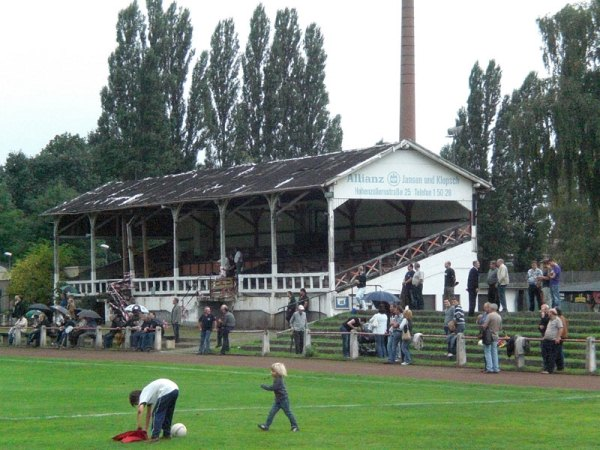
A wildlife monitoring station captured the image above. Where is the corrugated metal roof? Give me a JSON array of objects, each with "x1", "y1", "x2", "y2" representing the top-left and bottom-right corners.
[{"x1": 43, "y1": 140, "x2": 492, "y2": 216}]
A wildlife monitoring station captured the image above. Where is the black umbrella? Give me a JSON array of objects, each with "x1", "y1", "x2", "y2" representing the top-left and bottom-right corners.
[
  {"x1": 364, "y1": 291, "x2": 399, "y2": 306},
  {"x1": 27, "y1": 303, "x2": 52, "y2": 313},
  {"x1": 77, "y1": 309, "x2": 101, "y2": 320}
]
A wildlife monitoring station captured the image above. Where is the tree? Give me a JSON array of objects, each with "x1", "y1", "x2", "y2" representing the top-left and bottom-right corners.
[
  {"x1": 537, "y1": 2, "x2": 600, "y2": 267},
  {"x1": 8, "y1": 242, "x2": 78, "y2": 302},
  {"x1": 184, "y1": 51, "x2": 211, "y2": 166},
  {"x1": 263, "y1": 8, "x2": 304, "y2": 161},
  {"x1": 203, "y1": 19, "x2": 241, "y2": 168},
  {"x1": 94, "y1": 0, "x2": 197, "y2": 180},
  {"x1": 0, "y1": 182, "x2": 31, "y2": 259},
  {"x1": 236, "y1": 4, "x2": 271, "y2": 163},
  {"x1": 3, "y1": 134, "x2": 94, "y2": 214},
  {"x1": 441, "y1": 60, "x2": 502, "y2": 180},
  {"x1": 300, "y1": 23, "x2": 342, "y2": 155}
]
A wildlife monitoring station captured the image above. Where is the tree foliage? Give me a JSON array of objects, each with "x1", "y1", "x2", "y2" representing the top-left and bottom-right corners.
[
  {"x1": 8, "y1": 242, "x2": 78, "y2": 302},
  {"x1": 203, "y1": 19, "x2": 241, "y2": 167},
  {"x1": 94, "y1": 0, "x2": 196, "y2": 180},
  {"x1": 443, "y1": 2, "x2": 600, "y2": 270}
]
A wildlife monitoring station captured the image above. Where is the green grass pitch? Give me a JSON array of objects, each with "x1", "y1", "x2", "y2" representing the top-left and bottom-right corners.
[{"x1": 1, "y1": 356, "x2": 598, "y2": 449}]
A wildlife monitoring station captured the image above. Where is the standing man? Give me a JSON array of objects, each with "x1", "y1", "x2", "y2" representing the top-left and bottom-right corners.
[
  {"x1": 385, "y1": 304, "x2": 403, "y2": 364},
  {"x1": 443, "y1": 261, "x2": 456, "y2": 301},
  {"x1": 402, "y1": 263, "x2": 415, "y2": 309},
  {"x1": 411, "y1": 263, "x2": 424, "y2": 310},
  {"x1": 234, "y1": 247, "x2": 244, "y2": 275},
  {"x1": 289, "y1": 305, "x2": 307, "y2": 354},
  {"x1": 219, "y1": 305, "x2": 236, "y2": 355},
  {"x1": 129, "y1": 378, "x2": 179, "y2": 443},
  {"x1": 486, "y1": 261, "x2": 498, "y2": 308},
  {"x1": 448, "y1": 297, "x2": 466, "y2": 357},
  {"x1": 527, "y1": 261, "x2": 544, "y2": 311},
  {"x1": 298, "y1": 288, "x2": 309, "y2": 312},
  {"x1": 355, "y1": 266, "x2": 367, "y2": 310},
  {"x1": 467, "y1": 260, "x2": 480, "y2": 317},
  {"x1": 541, "y1": 308, "x2": 563, "y2": 374},
  {"x1": 197, "y1": 306, "x2": 217, "y2": 355},
  {"x1": 171, "y1": 297, "x2": 182, "y2": 344},
  {"x1": 538, "y1": 260, "x2": 551, "y2": 306},
  {"x1": 340, "y1": 316, "x2": 364, "y2": 358},
  {"x1": 496, "y1": 258, "x2": 509, "y2": 312},
  {"x1": 481, "y1": 303, "x2": 502, "y2": 373},
  {"x1": 548, "y1": 258, "x2": 562, "y2": 308}
]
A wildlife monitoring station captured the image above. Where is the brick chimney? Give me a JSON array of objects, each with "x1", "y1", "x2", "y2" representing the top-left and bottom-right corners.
[{"x1": 400, "y1": 0, "x2": 415, "y2": 141}]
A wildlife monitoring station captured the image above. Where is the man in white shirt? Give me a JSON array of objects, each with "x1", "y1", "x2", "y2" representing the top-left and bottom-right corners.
[
  {"x1": 411, "y1": 263, "x2": 424, "y2": 310},
  {"x1": 234, "y1": 248, "x2": 244, "y2": 275},
  {"x1": 289, "y1": 305, "x2": 307, "y2": 354},
  {"x1": 496, "y1": 258, "x2": 510, "y2": 312},
  {"x1": 129, "y1": 378, "x2": 180, "y2": 442}
]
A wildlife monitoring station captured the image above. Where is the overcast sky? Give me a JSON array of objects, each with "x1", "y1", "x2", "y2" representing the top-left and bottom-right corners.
[{"x1": 0, "y1": 0, "x2": 572, "y2": 166}]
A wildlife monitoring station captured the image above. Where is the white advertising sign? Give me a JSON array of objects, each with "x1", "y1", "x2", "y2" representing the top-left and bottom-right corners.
[{"x1": 334, "y1": 150, "x2": 473, "y2": 202}]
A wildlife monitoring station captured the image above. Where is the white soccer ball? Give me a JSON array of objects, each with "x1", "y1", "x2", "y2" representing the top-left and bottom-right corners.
[{"x1": 171, "y1": 423, "x2": 187, "y2": 437}]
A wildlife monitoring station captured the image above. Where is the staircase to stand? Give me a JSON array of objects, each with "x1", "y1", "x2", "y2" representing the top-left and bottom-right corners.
[{"x1": 335, "y1": 222, "x2": 472, "y2": 292}]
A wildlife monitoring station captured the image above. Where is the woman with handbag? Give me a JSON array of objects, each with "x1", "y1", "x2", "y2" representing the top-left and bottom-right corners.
[{"x1": 399, "y1": 309, "x2": 413, "y2": 365}]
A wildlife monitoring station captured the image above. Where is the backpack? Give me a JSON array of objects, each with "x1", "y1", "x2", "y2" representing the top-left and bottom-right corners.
[{"x1": 559, "y1": 316, "x2": 569, "y2": 339}]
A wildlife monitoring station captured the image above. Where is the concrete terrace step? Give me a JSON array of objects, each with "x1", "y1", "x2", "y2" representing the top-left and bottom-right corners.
[{"x1": 236, "y1": 311, "x2": 599, "y2": 372}]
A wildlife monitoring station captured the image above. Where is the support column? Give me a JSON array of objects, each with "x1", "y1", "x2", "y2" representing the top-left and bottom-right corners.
[
  {"x1": 53, "y1": 219, "x2": 61, "y2": 297},
  {"x1": 89, "y1": 214, "x2": 97, "y2": 295},
  {"x1": 216, "y1": 200, "x2": 229, "y2": 267},
  {"x1": 142, "y1": 219, "x2": 149, "y2": 278},
  {"x1": 171, "y1": 206, "x2": 182, "y2": 280},
  {"x1": 127, "y1": 215, "x2": 137, "y2": 278},
  {"x1": 326, "y1": 191, "x2": 335, "y2": 292},
  {"x1": 267, "y1": 195, "x2": 279, "y2": 290},
  {"x1": 471, "y1": 192, "x2": 478, "y2": 253}
]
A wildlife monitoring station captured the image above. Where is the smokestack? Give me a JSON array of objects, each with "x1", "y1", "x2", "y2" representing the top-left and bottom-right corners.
[{"x1": 400, "y1": 0, "x2": 415, "y2": 141}]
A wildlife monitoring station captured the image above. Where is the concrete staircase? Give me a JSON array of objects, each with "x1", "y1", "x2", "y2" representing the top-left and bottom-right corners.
[{"x1": 237, "y1": 310, "x2": 599, "y2": 373}]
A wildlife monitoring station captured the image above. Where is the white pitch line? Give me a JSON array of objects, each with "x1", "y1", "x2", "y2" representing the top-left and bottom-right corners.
[
  {"x1": 0, "y1": 357, "x2": 555, "y2": 396},
  {"x1": 1, "y1": 395, "x2": 599, "y2": 422}
]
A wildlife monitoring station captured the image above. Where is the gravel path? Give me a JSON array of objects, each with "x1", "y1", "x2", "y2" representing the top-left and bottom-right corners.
[{"x1": 3, "y1": 346, "x2": 599, "y2": 390}]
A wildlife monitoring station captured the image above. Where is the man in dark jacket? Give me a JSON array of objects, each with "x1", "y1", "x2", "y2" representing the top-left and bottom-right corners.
[{"x1": 467, "y1": 260, "x2": 480, "y2": 317}]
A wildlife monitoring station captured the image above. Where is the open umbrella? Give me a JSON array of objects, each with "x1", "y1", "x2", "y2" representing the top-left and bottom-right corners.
[
  {"x1": 124, "y1": 304, "x2": 149, "y2": 314},
  {"x1": 25, "y1": 309, "x2": 42, "y2": 318},
  {"x1": 364, "y1": 291, "x2": 399, "y2": 306},
  {"x1": 51, "y1": 305, "x2": 70, "y2": 316},
  {"x1": 27, "y1": 303, "x2": 52, "y2": 313},
  {"x1": 61, "y1": 284, "x2": 79, "y2": 294},
  {"x1": 77, "y1": 309, "x2": 101, "y2": 320}
]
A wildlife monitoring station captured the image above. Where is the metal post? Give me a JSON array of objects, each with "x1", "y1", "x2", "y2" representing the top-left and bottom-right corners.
[
  {"x1": 154, "y1": 326, "x2": 162, "y2": 351},
  {"x1": 40, "y1": 326, "x2": 47, "y2": 347},
  {"x1": 303, "y1": 328, "x2": 311, "y2": 355},
  {"x1": 95, "y1": 326, "x2": 102, "y2": 350},
  {"x1": 514, "y1": 335, "x2": 526, "y2": 370},
  {"x1": 350, "y1": 330, "x2": 359, "y2": 359},
  {"x1": 124, "y1": 327, "x2": 131, "y2": 350},
  {"x1": 262, "y1": 330, "x2": 270, "y2": 356},
  {"x1": 456, "y1": 333, "x2": 467, "y2": 366},
  {"x1": 586, "y1": 336, "x2": 596, "y2": 373}
]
